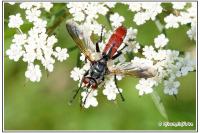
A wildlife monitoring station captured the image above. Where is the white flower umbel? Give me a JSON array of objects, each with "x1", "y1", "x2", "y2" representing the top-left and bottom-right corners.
[
  {"x1": 8, "y1": 13, "x2": 23, "y2": 28},
  {"x1": 103, "y1": 77, "x2": 122, "y2": 100},
  {"x1": 154, "y1": 34, "x2": 169, "y2": 48},
  {"x1": 81, "y1": 89, "x2": 98, "y2": 108},
  {"x1": 6, "y1": 2, "x2": 69, "y2": 82}
]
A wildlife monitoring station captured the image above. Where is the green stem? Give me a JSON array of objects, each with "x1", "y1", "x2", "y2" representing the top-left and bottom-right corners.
[{"x1": 47, "y1": 10, "x2": 70, "y2": 35}]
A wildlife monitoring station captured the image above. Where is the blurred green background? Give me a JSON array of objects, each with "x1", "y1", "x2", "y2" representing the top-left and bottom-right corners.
[{"x1": 4, "y1": 3, "x2": 196, "y2": 130}]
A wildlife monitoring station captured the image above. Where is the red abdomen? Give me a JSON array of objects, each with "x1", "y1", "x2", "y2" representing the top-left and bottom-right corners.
[{"x1": 103, "y1": 26, "x2": 127, "y2": 58}]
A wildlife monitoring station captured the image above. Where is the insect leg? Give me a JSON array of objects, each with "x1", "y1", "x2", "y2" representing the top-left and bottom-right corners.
[
  {"x1": 83, "y1": 88, "x2": 93, "y2": 106},
  {"x1": 69, "y1": 70, "x2": 89, "y2": 105},
  {"x1": 95, "y1": 26, "x2": 104, "y2": 52},
  {"x1": 69, "y1": 80, "x2": 83, "y2": 105},
  {"x1": 111, "y1": 44, "x2": 128, "y2": 60},
  {"x1": 114, "y1": 75, "x2": 125, "y2": 101}
]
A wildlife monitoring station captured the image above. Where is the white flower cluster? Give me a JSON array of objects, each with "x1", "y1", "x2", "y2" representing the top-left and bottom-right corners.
[
  {"x1": 67, "y1": 2, "x2": 117, "y2": 36},
  {"x1": 124, "y1": 2, "x2": 162, "y2": 25},
  {"x1": 135, "y1": 34, "x2": 195, "y2": 96},
  {"x1": 164, "y1": 2, "x2": 197, "y2": 40},
  {"x1": 6, "y1": 2, "x2": 69, "y2": 82}
]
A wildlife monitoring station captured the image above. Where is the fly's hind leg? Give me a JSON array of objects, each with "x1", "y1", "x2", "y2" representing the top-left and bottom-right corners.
[
  {"x1": 111, "y1": 44, "x2": 128, "y2": 60},
  {"x1": 114, "y1": 75, "x2": 125, "y2": 102}
]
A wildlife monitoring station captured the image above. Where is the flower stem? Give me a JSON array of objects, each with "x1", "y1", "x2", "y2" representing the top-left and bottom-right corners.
[{"x1": 17, "y1": 27, "x2": 23, "y2": 34}]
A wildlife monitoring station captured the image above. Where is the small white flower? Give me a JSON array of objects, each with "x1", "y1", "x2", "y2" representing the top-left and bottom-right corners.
[
  {"x1": 134, "y1": 12, "x2": 149, "y2": 25},
  {"x1": 54, "y1": 47, "x2": 69, "y2": 62},
  {"x1": 81, "y1": 89, "x2": 98, "y2": 108},
  {"x1": 142, "y1": 46, "x2": 156, "y2": 60},
  {"x1": 20, "y1": 2, "x2": 34, "y2": 9},
  {"x1": 172, "y1": 2, "x2": 186, "y2": 10},
  {"x1": 41, "y1": 57, "x2": 55, "y2": 72},
  {"x1": 8, "y1": 13, "x2": 23, "y2": 28},
  {"x1": 103, "y1": 78, "x2": 122, "y2": 100},
  {"x1": 47, "y1": 35, "x2": 58, "y2": 47},
  {"x1": 126, "y1": 2, "x2": 141, "y2": 12},
  {"x1": 25, "y1": 63, "x2": 42, "y2": 82},
  {"x1": 164, "y1": 14, "x2": 179, "y2": 29},
  {"x1": 12, "y1": 34, "x2": 27, "y2": 46},
  {"x1": 154, "y1": 34, "x2": 169, "y2": 48},
  {"x1": 22, "y1": 51, "x2": 36, "y2": 63},
  {"x1": 70, "y1": 67, "x2": 85, "y2": 81},
  {"x1": 25, "y1": 8, "x2": 41, "y2": 22},
  {"x1": 110, "y1": 13, "x2": 125, "y2": 28},
  {"x1": 136, "y1": 78, "x2": 156, "y2": 95},
  {"x1": 6, "y1": 44, "x2": 24, "y2": 61},
  {"x1": 41, "y1": 2, "x2": 53, "y2": 12},
  {"x1": 164, "y1": 79, "x2": 180, "y2": 95}
]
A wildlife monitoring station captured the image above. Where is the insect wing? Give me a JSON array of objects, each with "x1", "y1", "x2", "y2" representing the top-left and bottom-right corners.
[
  {"x1": 107, "y1": 61, "x2": 156, "y2": 78},
  {"x1": 66, "y1": 20, "x2": 95, "y2": 61}
]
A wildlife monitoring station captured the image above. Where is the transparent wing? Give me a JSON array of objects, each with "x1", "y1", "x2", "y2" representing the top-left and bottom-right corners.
[
  {"x1": 107, "y1": 61, "x2": 156, "y2": 78},
  {"x1": 66, "y1": 19, "x2": 96, "y2": 62}
]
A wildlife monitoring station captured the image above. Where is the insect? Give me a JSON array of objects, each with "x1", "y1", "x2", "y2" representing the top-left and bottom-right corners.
[{"x1": 66, "y1": 20, "x2": 156, "y2": 106}]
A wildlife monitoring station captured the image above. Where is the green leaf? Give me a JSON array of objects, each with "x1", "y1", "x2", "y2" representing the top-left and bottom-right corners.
[{"x1": 151, "y1": 91, "x2": 168, "y2": 120}]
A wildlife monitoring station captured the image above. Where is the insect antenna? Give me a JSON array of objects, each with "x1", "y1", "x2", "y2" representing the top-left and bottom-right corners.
[{"x1": 114, "y1": 75, "x2": 125, "y2": 101}]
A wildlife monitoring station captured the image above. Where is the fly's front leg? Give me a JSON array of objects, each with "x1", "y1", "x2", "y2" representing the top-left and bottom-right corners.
[
  {"x1": 95, "y1": 26, "x2": 104, "y2": 52},
  {"x1": 114, "y1": 75, "x2": 125, "y2": 101},
  {"x1": 69, "y1": 70, "x2": 89, "y2": 105}
]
